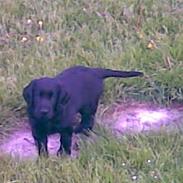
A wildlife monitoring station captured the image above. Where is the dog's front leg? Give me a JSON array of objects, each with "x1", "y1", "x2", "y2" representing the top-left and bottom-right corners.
[
  {"x1": 32, "y1": 129, "x2": 48, "y2": 157},
  {"x1": 37, "y1": 136, "x2": 48, "y2": 157},
  {"x1": 57, "y1": 127, "x2": 73, "y2": 156}
]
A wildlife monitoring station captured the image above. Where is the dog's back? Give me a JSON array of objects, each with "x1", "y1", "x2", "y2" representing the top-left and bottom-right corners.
[
  {"x1": 56, "y1": 66, "x2": 104, "y2": 108},
  {"x1": 56, "y1": 65, "x2": 143, "y2": 109},
  {"x1": 57, "y1": 65, "x2": 143, "y2": 80}
]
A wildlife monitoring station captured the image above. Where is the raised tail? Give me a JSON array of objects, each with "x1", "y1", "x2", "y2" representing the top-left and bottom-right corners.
[{"x1": 93, "y1": 68, "x2": 144, "y2": 79}]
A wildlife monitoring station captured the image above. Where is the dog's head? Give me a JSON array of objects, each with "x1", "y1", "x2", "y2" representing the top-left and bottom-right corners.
[{"x1": 23, "y1": 77, "x2": 69, "y2": 121}]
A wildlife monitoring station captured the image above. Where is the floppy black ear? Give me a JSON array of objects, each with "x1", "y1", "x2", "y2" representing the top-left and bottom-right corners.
[
  {"x1": 23, "y1": 80, "x2": 35, "y2": 107},
  {"x1": 59, "y1": 88, "x2": 70, "y2": 105},
  {"x1": 55, "y1": 86, "x2": 70, "y2": 112}
]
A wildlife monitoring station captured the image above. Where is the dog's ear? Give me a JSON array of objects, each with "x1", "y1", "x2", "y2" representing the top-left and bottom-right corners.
[
  {"x1": 59, "y1": 88, "x2": 70, "y2": 105},
  {"x1": 23, "y1": 80, "x2": 36, "y2": 107},
  {"x1": 55, "y1": 85, "x2": 70, "y2": 112}
]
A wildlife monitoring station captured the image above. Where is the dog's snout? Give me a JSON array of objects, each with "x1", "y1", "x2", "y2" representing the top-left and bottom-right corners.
[{"x1": 40, "y1": 108, "x2": 49, "y2": 115}]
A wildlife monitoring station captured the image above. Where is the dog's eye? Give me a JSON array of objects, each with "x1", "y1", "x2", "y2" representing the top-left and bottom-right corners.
[
  {"x1": 39, "y1": 91, "x2": 44, "y2": 97},
  {"x1": 48, "y1": 92, "x2": 53, "y2": 98},
  {"x1": 39, "y1": 91, "x2": 53, "y2": 98}
]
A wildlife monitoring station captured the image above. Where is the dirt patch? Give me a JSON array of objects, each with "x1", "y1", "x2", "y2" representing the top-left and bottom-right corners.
[
  {"x1": 0, "y1": 101, "x2": 183, "y2": 160},
  {"x1": 0, "y1": 124, "x2": 80, "y2": 160},
  {"x1": 99, "y1": 101, "x2": 183, "y2": 134}
]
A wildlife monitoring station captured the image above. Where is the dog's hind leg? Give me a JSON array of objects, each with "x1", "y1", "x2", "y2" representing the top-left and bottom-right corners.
[{"x1": 75, "y1": 103, "x2": 98, "y2": 135}]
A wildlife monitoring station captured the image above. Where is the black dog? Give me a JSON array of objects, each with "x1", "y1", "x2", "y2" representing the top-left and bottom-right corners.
[{"x1": 23, "y1": 65, "x2": 143, "y2": 156}]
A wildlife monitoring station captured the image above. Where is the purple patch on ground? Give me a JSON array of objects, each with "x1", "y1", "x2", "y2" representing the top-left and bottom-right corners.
[
  {"x1": 99, "y1": 102, "x2": 183, "y2": 134},
  {"x1": 0, "y1": 128, "x2": 79, "y2": 160},
  {"x1": 0, "y1": 101, "x2": 183, "y2": 159}
]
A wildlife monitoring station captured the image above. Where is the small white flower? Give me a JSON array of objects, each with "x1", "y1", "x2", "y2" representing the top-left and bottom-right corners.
[
  {"x1": 132, "y1": 175, "x2": 137, "y2": 180},
  {"x1": 21, "y1": 36, "x2": 28, "y2": 42},
  {"x1": 83, "y1": 8, "x2": 87, "y2": 12},
  {"x1": 154, "y1": 175, "x2": 158, "y2": 179},
  {"x1": 38, "y1": 20, "x2": 43, "y2": 28},
  {"x1": 122, "y1": 162, "x2": 126, "y2": 166},
  {"x1": 27, "y1": 18, "x2": 32, "y2": 24}
]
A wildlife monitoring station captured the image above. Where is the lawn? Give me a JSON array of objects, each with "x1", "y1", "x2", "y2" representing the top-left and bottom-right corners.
[{"x1": 0, "y1": 0, "x2": 183, "y2": 182}]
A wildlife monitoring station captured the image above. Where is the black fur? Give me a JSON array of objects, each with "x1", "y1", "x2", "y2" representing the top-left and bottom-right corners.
[{"x1": 23, "y1": 66, "x2": 143, "y2": 156}]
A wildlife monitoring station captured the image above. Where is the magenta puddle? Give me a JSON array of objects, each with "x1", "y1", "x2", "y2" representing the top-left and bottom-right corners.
[{"x1": 0, "y1": 101, "x2": 183, "y2": 160}]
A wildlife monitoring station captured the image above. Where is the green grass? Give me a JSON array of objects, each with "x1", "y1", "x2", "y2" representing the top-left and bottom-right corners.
[
  {"x1": 0, "y1": 0, "x2": 183, "y2": 182},
  {"x1": 0, "y1": 0, "x2": 182, "y2": 107}
]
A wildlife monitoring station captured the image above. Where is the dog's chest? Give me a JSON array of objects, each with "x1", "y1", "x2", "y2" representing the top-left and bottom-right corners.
[{"x1": 47, "y1": 121, "x2": 61, "y2": 134}]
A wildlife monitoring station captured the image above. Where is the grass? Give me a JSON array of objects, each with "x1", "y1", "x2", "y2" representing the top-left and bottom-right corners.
[
  {"x1": 1, "y1": 127, "x2": 183, "y2": 183},
  {"x1": 0, "y1": 0, "x2": 183, "y2": 182}
]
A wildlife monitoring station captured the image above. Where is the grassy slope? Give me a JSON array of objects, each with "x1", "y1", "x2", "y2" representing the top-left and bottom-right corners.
[{"x1": 0, "y1": 0, "x2": 183, "y2": 182}]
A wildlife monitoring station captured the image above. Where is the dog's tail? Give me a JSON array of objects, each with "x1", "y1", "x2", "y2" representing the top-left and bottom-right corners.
[{"x1": 93, "y1": 68, "x2": 144, "y2": 79}]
